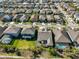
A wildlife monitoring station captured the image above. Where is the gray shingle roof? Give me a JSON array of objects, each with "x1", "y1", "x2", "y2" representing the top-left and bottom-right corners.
[
  {"x1": 67, "y1": 29, "x2": 79, "y2": 44},
  {"x1": 53, "y1": 29, "x2": 71, "y2": 43},
  {"x1": 37, "y1": 31, "x2": 53, "y2": 46},
  {"x1": 67, "y1": 29, "x2": 79, "y2": 41},
  {"x1": 3, "y1": 26, "x2": 21, "y2": 37},
  {"x1": 21, "y1": 28, "x2": 35, "y2": 35}
]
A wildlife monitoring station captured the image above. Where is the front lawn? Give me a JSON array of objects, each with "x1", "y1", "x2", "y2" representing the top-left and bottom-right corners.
[{"x1": 12, "y1": 39, "x2": 36, "y2": 49}]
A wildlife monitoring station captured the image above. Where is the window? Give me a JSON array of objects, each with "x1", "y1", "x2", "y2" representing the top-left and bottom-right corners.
[{"x1": 43, "y1": 40, "x2": 47, "y2": 44}]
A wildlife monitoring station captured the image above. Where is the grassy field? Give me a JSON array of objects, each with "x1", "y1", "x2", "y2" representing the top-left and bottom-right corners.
[{"x1": 12, "y1": 39, "x2": 36, "y2": 49}]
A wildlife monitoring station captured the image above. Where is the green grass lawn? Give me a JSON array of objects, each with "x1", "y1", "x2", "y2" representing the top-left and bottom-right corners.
[{"x1": 12, "y1": 39, "x2": 36, "y2": 49}]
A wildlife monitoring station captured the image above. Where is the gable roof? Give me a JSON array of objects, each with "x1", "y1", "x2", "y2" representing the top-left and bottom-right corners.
[
  {"x1": 67, "y1": 29, "x2": 79, "y2": 41},
  {"x1": 37, "y1": 31, "x2": 53, "y2": 46},
  {"x1": 3, "y1": 26, "x2": 21, "y2": 37},
  {"x1": 67, "y1": 29, "x2": 79, "y2": 44},
  {"x1": 21, "y1": 28, "x2": 35, "y2": 35},
  {"x1": 53, "y1": 29, "x2": 71, "y2": 43}
]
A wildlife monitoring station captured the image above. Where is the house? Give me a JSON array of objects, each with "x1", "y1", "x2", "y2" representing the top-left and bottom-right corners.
[
  {"x1": 53, "y1": 29, "x2": 72, "y2": 49},
  {"x1": 2, "y1": 14, "x2": 13, "y2": 22},
  {"x1": 43, "y1": 4, "x2": 50, "y2": 9},
  {"x1": 62, "y1": 3, "x2": 69, "y2": 10},
  {"x1": 33, "y1": 9, "x2": 40, "y2": 13},
  {"x1": 53, "y1": 9, "x2": 60, "y2": 15},
  {"x1": 5, "y1": 9, "x2": 12, "y2": 14},
  {"x1": 25, "y1": 9, "x2": 32, "y2": 14},
  {"x1": 13, "y1": 14, "x2": 23, "y2": 22},
  {"x1": 67, "y1": 7, "x2": 75, "y2": 15},
  {"x1": 19, "y1": 14, "x2": 28, "y2": 22},
  {"x1": 74, "y1": 12, "x2": 79, "y2": 23},
  {"x1": 0, "y1": 26, "x2": 7, "y2": 38},
  {"x1": 34, "y1": 4, "x2": 40, "y2": 9},
  {"x1": 40, "y1": 4, "x2": 45, "y2": 9},
  {"x1": 1, "y1": 35, "x2": 12, "y2": 44},
  {"x1": 30, "y1": 14, "x2": 39, "y2": 22},
  {"x1": 37, "y1": 28, "x2": 53, "y2": 47},
  {"x1": 21, "y1": 28, "x2": 35, "y2": 39},
  {"x1": 18, "y1": 8, "x2": 25, "y2": 13},
  {"x1": 13, "y1": 14, "x2": 29, "y2": 22},
  {"x1": 40, "y1": 10, "x2": 46, "y2": 15},
  {"x1": 41, "y1": 0, "x2": 49, "y2": 3},
  {"x1": 67, "y1": 29, "x2": 79, "y2": 46},
  {"x1": 3, "y1": 26, "x2": 21, "y2": 37},
  {"x1": 46, "y1": 9, "x2": 53, "y2": 15},
  {"x1": 39, "y1": 15, "x2": 46, "y2": 22},
  {"x1": 54, "y1": 15, "x2": 63, "y2": 24},
  {"x1": 46, "y1": 15, "x2": 54, "y2": 22}
]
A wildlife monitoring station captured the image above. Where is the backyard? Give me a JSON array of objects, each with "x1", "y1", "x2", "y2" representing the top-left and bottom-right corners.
[{"x1": 12, "y1": 39, "x2": 36, "y2": 49}]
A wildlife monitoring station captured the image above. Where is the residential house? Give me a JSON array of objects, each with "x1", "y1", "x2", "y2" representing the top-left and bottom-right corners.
[
  {"x1": 46, "y1": 15, "x2": 54, "y2": 22},
  {"x1": 30, "y1": 14, "x2": 39, "y2": 22},
  {"x1": 1, "y1": 35, "x2": 12, "y2": 44},
  {"x1": 53, "y1": 29, "x2": 72, "y2": 49},
  {"x1": 61, "y1": 3, "x2": 69, "y2": 10},
  {"x1": 21, "y1": 28, "x2": 35, "y2": 39},
  {"x1": 13, "y1": 14, "x2": 23, "y2": 22},
  {"x1": 54, "y1": 15, "x2": 63, "y2": 24},
  {"x1": 53, "y1": 9, "x2": 60, "y2": 15},
  {"x1": 39, "y1": 15, "x2": 46, "y2": 22},
  {"x1": 40, "y1": 9, "x2": 46, "y2": 15},
  {"x1": 40, "y1": 4, "x2": 45, "y2": 9},
  {"x1": 13, "y1": 14, "x2": 29, "y2": 22},
  {"x1": 19, "y1": 14, "x2": 29, "y2": 22},
  {"x1": 67, "y1": 29, "x2": 79, "y2": 46},
  {"x1": 33, "y1": 9, "x2": 40, "y2": 13},
  {"x1": 2, "y1": 14, "x2": 13, "y2": 22},
  {"x1": 34, "y1": 4, "x2": 40, "y2": 9},
  {"x1": 3, "y1": 26, "x2": 21, "y2": 37},
  {"x1": 37, "y1": 28, "x2": 53, "y2": 47},
  {"x1": 25, "y1": 9, "x2": 32, "y2": 14},
  {"x1": 43, "y1": 4, "x2": 50, "y2": 9},
  {"x1": 67, "y1": 7, "x2": 76, "y2": 15},
  {"x1": 46, "y1": 9, "x2": 53, "y2": 15}
]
